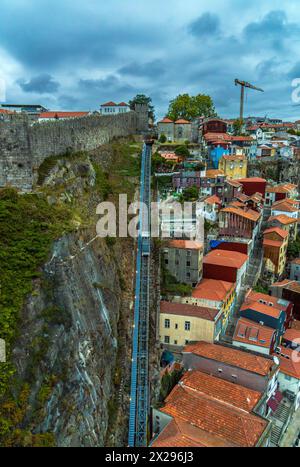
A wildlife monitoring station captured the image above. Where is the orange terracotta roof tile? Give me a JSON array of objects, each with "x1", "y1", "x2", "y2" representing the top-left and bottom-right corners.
[
  {"x1": 283, "y1": 328, "x2": 300, "y2": 343},
  {"x1": 151, "y1": 418, "x2": 234, "y2": 447},
  {"x1": 205, "y1": 169, "x2": 225, "y2": 178},
  {"x1": 268, "y1": 214, "x2": 298, "y2": 225},
  {"x1": 204, "y1": 249, "x2": 248, "y2": 269},
  {"x1": 245, "y1": 290, "x2": 290, "y2": 310},
  {"x1": 167, "y1": 240, "x2": 203, "y2": 250},
  {"x1": 238, "y1": 177, "x2": 266, "y2": 183},
  {"x1": 180, "y1": 370, "x2": 262, "y2": 412},
  {"x1": 101, "y1": 101, "x2": 116, "y2": 106},
  {"x1": 263, "y1": 227, "x2": 289, "y2": 239},
  {"x1": 278, "y1": 348, "x2": 300, "y2": 379},
  {"x1": 221, "y1": 206, "x2": 261, "y2": 222},
  {"x1": 266, "y1": 184, "x2": 297, "y2": 194},
  {"x1": 204, "y1": 194, "x2": 221, "y2": 205},
  {"x1": 39, "y1": 111, "x2": 89, "y2": 118},
  {"x1": 233, "y1": 318, "x2": 275, "y2": 349},
  {"x1": 192, "y1": 279, "x2": 235, "y2": 302},
  {"x1": 241, "y1": 300, "x2": 282, "y2": 319},
  {"x1": 161, "y1": 380, "x2": 267, "y2": 447},
  {"x1": 160, "y1": 301, "x2": 219, "y2": 321},
  {"x1": 159, "y1": 117, "x2": 174, "y2": 123},
  {"x1": 183, "y1": 341, "x2": 274, "y2": 376},
  {"x1": 291, "y1": 258, "x2": 300, "y2": 265},
  {"x1": 175, "y1": 118, "x2": 191, "y2": 124},
  {"x1": 292, "y1": 320, "x2": 300, "y2": 331}
]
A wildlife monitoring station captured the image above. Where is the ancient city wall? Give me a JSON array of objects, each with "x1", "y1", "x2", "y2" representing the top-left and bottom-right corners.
[{"x1": 0, "y1": 109, "x2": 144, "y2": 190}]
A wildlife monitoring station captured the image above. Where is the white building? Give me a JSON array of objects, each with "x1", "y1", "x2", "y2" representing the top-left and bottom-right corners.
[
  {"x1": 100, "y1": 101, "x2": 130, "y2": 114},
  {"x1": 277, "y1": 348, "x2": 300, "y2": 410}
]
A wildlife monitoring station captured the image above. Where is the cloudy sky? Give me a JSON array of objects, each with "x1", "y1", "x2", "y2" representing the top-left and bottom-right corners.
[{"x1": 1, "y1": 0, "x2": 300, "y2": 120}]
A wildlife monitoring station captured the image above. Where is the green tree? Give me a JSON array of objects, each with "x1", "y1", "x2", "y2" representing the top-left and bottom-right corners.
[
  {"x1": 175, "y1": 145, "x2": 190, "y2": 158},
  {"x1": 233, "y1": 119, "x2": 244, "y2": 135},
  {"x1": 180, "y1": 186, "x2": 199, "y2": 202},
  {"x1": 159, "y1": 133, "x2": 167, "y2": 143},
  {"x1": 129, "y1": 94, "x2": 155, "y2": 120},
  {"x1": 167, "y1": 93, "x2": 217, "y2": 121}
]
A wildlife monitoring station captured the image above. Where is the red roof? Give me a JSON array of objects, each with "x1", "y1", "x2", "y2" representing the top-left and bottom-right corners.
[
  {"x1": 39, "y1": 111, "x2": 89, "y2": 119},
  {"x1": 263, "y1": 227, "x2": 289, "y2": 239},
  {"x1": 268, "y1": 214, "x2": 298, "y2": 225},
  {"x1": 203, "y1": 249, "x2": 248, "y2": 269},
  {"x1": 278, "y1": 348, "x2": 300, "y2": 379},
  {"x1": 167, "y1": 240, "x2": 203, "y2": 250},
  {"x1": 192, "y1": 279, "x2": 235, "y2": 302},
  {"x1": 159, "y1": 117, "x2": 174, "y2": 123},
  {"x1": 245, "y1": 290, "x2": 290, "y2": 311},
  {"x1": 160, "y1": 301, "x2": 219, "y2": 321},
  {"x1": 183, "y1": 341, "x2": 275, "y2": 376},
  {"x1": 221, "y1": 206, "x2": 261, "y2": 222},
  {"x1": 238, "y1": 177, "x2": 266, "y2": 183},
  {"x1": 160, "y1": 371, "x2": 267, "y2": 447},
  {"x1": 233, "y1": 318, "x2": 275, "y2": 349},
  {"x1": 204, "y1": 195, "x2": 222, "y2": 205},
  {"x1": 101, "y1": 101, "x2": 116, "y2": 106},
  {"x1": 283, "y1": 328, "x2": 300, "y2": 343},
  {"x1": 118, "y1": 102, "x2": 128, "y2": 106},
  {"x1": 241, "y1": 300, "x2": 282, "y2": 319},
  {"x1": 0, "y1": 109, "x2": 14, "y2": 114},
  {"x1": 175, "y1": 119, "x2": 191, "y2": 124}
]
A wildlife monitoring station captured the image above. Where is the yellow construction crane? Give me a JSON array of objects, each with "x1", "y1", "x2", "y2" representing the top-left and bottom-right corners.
[{"x1": 235, "y1": 79, "x2": 264, "y2": 121}]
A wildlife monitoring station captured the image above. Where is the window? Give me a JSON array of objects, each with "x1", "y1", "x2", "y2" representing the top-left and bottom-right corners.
[
  {"x1": 164, "y1": 336, "x2": 170, "y2": 344},
  {"x1": 218, "y1": 368, "x2": 223, "y2": 373},
  {"x1": 185, "y1": 321, "x2": 191, "y2": 331},
  {"x1": 285, "y1": 374, "x2": 292, "y2": 381},
  {"x1": 175, "y1": 324, "x2": 178, "y2": 329},
  {"x1": 187, "y1": 261, "x2": 191, "y2": 267},
  {"x1": 164, "y1": 319, "x2": 170, "y2": 329},
  {"x1": 185, "y1": 339, "x2": 189, "y2": 345},
  {"x1": 174, "y1": 340, "x2": 178, "y2": 345},
  {"x1": 164, "y1": 259, "x2": 168, "y2": 265}
]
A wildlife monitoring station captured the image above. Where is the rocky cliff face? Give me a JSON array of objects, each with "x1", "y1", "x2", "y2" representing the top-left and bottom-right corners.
[
  {"x1": 0, "y1": 140, "x2": 141, "y2": 447},
  {"x1": 12, "y1": 231, "x2": 134, "y2": 446}
]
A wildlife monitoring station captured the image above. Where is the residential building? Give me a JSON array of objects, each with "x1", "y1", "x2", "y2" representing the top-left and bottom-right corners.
[
  {"x1": 38, "y1": 111, "x2": 90, "y2": 121},
  {"x1": 182, "y1": 341, "x2": 279, "y2": 396},
  {"x1": 263, "y1": 227, "x2": 289, "y2": 277},
  {"x1": 270, "y1": 280, "x2": 300, "y2": 321},
  {"x1": 177, "y1": 278, "x2": 236, "y2": 331},
  {"x1": 172, "y1": 170, "x2": 201, "y2": 190},
  {"x1": 277, "y1": 347, "x2": 300, "y2": 409},
  {"x1": 256, "y1": 144, "x2": 276, "y2": 158},
  {"x1": 157, "y1": 117, "x2": 174, "y2": 142},
  {"x1": 239, "y1": 291, "x2": 290, "y2": 340},
  {"x1": 290, "y1": 258, "x2": 300, "y2": 282},
  {"x1": 222, "y1": 179, "x2": 243, "y2": 204},
  {"x1": 233, "y1": 317, "x2": 277, "y2": 356},
  {"x1": 100, "y1": 101, "x2": 129, "y2": 114},
  {"x1": 199, "y1": 195, "x2": 221, "y2": 222},
  {"x1": 243, "y1": 290, "x2": 294, "y2": 329},
  {"x1": 174, "y1": 119, "x2": 192, "y2": 142},
  {"x1": 282, "y1": 328, "x2": 300, "y2": 349},
  {"x1": 199, "y1": 169, "x2": 226, "y2": 197},
  {"x1": 271, "y1": 198, "x2": 299, "y2": 220},
  {"x1": 203, "y1": 249, "x2": 248, "y2": 294},
  {"x1": 162, "y1": 240, "x2": 203, "y2": 286},
  {"x1": 0, "y1": 104, "x2": 48, "y2": 114},
  {"x1": 267, "y1": 214, "x2": 298, "y2": 242},
  {"x1": 237, "y1": 177, "x2": 267, "y2": 197},
  {"x1": 265, "y1": 183, "x2": 298, "y2": 207},
  {"x1": 218, "y1": 154, "x2": 247, "y2": 180},
  {"x1": 219, "y1": 205, "x2": 262, "y2": 240},
  {"x1": 159, "y1": 301, "x2": 223, "y2": 347},
  {"x1": 202, "y1": 118, "x2": 228, "y2": 135},
  {"x1": 151, "y1": 370, "x2": 271, "y2": 447}
]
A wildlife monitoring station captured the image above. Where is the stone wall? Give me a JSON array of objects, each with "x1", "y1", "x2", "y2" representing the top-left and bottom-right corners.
[{"x1": 0, "y1": 108, "x2": 146, "y2": 191}]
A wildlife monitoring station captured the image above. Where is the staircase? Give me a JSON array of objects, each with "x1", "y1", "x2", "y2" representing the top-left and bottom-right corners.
[{"x1": 270, "y1": 398, "x2": 293, "y2": 446}]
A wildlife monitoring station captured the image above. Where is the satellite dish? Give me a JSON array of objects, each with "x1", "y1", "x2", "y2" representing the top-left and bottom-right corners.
[{"x1": 273, "y1": 356, "x2": 280, "y2": 365}]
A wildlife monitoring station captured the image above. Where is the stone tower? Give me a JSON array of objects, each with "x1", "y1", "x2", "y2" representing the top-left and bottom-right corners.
[{"x1": 134, "y1": 103, "x2": 149, "y2": 134}]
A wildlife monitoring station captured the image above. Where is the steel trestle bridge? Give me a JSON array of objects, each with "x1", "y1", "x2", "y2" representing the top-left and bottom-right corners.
[{"x1": 128, "y1": 142, "x2": 152, "y2": 447}]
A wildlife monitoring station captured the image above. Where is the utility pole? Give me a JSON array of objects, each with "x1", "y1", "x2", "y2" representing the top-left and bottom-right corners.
[{"x1": 235, "y1": 79, "x2": 264, "y2": 122}]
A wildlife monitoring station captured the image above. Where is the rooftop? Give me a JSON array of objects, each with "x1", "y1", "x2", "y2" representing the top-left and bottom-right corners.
[
  {"x1": 160, "y1": 301, "x2": 219, "y2": 321},
  {"x1": 245, "y1": 290, "x2": 290, "y2": 311},
  {"x1": 160, "y1": 371, "x2": 267, "y2": 447},
  {"x1": 39, "y1": 111, "x2": 89, "y2": 118},
  {"x1": 266, "y1": 183, "x2": 297, "y2": 194},
  {"x1": 192, "y1": 278, "x2": 235, "y2": 302},
  {"x1": 221, "y1": 206, "x2": 261, "y2": 222},
  {"x1": 205, "y1": 169, "x2": 225, "y2": 178},
  {"x1": 204, "y1": 194, "x2": 222, "y2": 205},
  {"x1": 268, "y1": 214, "x2": 298, "y2": 225},
  {"x1": 183, "y1": 341, "x2": 275, "y2": 376},
  {"x1": 237, "y1": 177, "x2": 267, "y2": 183},
  {"x1": 263, "y1": 227, "x2": 289, "y2": 239},
  {"x1": 278, "y1": 348, "x2": 300, "y2": 379},
  {"x1": 175, "y1": 118, "x2": 191, "y2": 124},
  {"x1": 159, "y1": 117, "x2": 174, "y2": 123},
  {"x1": 292, "y1": 320, "x2": 300, "y2": 331},
  {"x1": 283, "y1": 328, "x2": 300, "y2": 343},
  {"x1": 167, "y1": 240, "x2": 203, "y2": 250},
  {"x1": 203, "y1": 249, "x2": 248, "y2": 269},
  {"x1": 233, "y1": 318, "x2": 275, "y2": 349},
  {"x1": 241, "y1": 300, "x2": 282, "y2": 319}
]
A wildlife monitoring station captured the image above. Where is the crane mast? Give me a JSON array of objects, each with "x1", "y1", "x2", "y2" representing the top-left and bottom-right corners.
[{"x1": 235, "y1": 79, "x2": 264, "y2": 122}]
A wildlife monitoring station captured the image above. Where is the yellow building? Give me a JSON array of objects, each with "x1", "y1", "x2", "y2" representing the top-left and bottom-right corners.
[
  {"x1": 160, "y1": 301, "x2": 223, "y2": 347},
  {"x1": 268, "y1": 214, "x2": 298, "y2": 242},
  {"x1": 173, "y1": 278, "x2": 236, "y2": 334},
  {"x1": 218, "y1": 154, "x2": 247, "y2": 180},
  {"x1": 263, "y1": 227, "x2": 289, "y2": 276}
]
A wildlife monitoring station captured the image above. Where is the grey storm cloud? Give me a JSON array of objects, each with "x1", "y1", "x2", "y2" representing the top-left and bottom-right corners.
[
  {"x1": 1, "y1": 1, "x2": 300, "y2": 120},
  {"x1": 188, "y1": 13, "x2": 221, "y2": 38},
  {"x1": 18, "y1": 74, "x2": 60, "y2": 93},
  {"x1": 118, "y1": 60, "x2": 166, "y2": 78}
]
